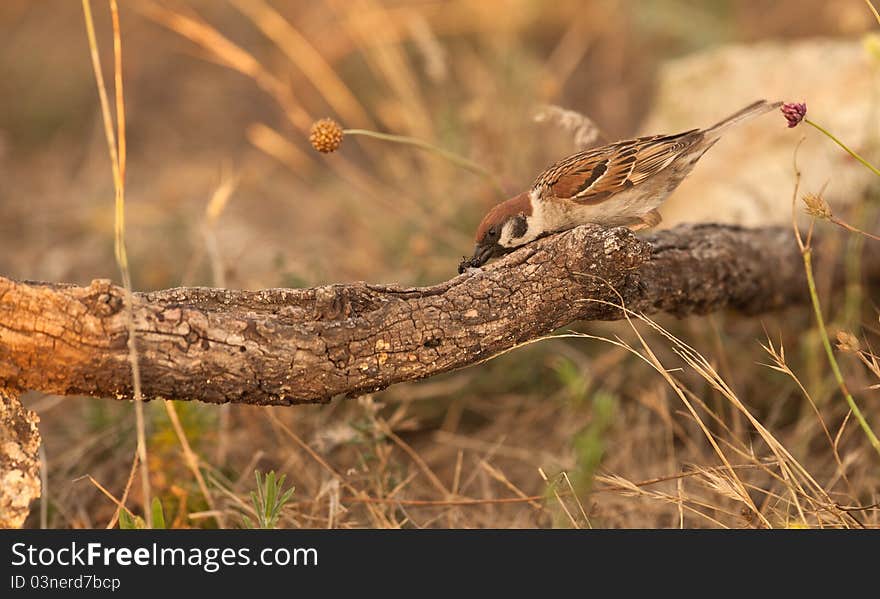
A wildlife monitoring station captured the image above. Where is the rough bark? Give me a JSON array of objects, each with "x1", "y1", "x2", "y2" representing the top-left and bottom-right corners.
[
  {"x1": 0, "y1": 223, "x2": 812, "y2": 405},
  {"x1": 0, "y1": 388, "x2": 41, "y2": 529}
]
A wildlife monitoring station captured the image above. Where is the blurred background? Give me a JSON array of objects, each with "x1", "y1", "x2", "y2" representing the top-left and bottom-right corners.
[{"x1": 3, "y1": 0, "x2": 879, "y2": 528}]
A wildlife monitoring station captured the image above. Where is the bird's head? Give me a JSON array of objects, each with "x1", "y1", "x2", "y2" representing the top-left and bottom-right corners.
[{"x1": 459, "y1": 192, "x2": 532, "y2": 272}]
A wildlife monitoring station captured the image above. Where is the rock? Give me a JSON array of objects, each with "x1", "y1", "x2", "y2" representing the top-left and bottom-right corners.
[{"x1": 642, "y1": 38, "x2": 877, "y2": 227}]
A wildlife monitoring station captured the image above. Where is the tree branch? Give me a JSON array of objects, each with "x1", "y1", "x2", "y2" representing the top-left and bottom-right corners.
[
  {"x1": 0, "y1": 224, "x2": 817, "y2": 405},
  {"x1": 0, "y1": 387, "x2": 41, "y2": 528}
]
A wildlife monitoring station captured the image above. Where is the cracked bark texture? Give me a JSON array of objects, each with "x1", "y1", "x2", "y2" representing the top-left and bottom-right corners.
[
  {"x1": 0, "y1": 223, "x2": 810, "y2": 405},
  {"x1": 0, "y1": 388, "x2": 41, "y2": 528}
]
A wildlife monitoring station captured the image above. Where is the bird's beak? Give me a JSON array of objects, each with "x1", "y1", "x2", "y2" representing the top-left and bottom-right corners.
[{"x1": 472, "y1": 243, "x2": 496, "y2": 267}]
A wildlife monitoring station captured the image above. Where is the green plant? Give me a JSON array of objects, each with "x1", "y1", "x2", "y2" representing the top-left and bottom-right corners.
[
  {"x1": 243, "y1": 470, "x2": 296, "y2": 529},
  {"x1": 790, "y1": 142, "x2": 880, "y2": 459},
  {"x1": 118, "y1": 498, "x2": 167, "y2": 529},
  {"x1": 570, "y1": 391, "x2": 617, "y2": 495}
]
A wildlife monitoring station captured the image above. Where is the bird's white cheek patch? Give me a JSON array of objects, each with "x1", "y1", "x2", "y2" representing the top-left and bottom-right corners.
[
  {"x1": 521, "y1": 202, "x2": 547, "y2": 244},
  {"x1": 498, "y1": 223, "x2": 516, "y2": 248},
  {"x1": 500, "y1": 190, "x2": 545, "y2": 248}
]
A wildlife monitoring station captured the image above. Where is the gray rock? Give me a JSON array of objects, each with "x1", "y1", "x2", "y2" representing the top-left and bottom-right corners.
[{"x1": 642, "y1": 38, "x2": 877, "y2": 227}]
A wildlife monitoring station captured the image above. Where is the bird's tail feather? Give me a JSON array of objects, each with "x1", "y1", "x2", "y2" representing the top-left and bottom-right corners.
[{"x1": 704, "y1": 99, "x2": 782, "y2": 137}]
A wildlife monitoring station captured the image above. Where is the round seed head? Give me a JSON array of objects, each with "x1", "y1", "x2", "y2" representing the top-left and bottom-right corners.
[
  {"x1": 835, "y1": 330, "x2": 861, "y2": 353},
  {"x1": 802, "y1": 192, "x2": 832, "y2": 220},
  {"x1": 309, "y1": 118, "x2": 343, "y2": 153}
]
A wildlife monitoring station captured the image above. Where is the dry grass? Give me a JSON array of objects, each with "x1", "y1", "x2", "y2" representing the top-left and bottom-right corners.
[
  {"x1": 1, "y1": 0, "x2": 878, "y2": 529},
  {"x1": 81, "y1": 0, "x2": 152, "y2": 527}
]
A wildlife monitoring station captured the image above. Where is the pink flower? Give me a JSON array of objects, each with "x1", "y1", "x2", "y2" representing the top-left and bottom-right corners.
[{"x1": 781, "y1": 102, "x2": 807, "y2": 128}]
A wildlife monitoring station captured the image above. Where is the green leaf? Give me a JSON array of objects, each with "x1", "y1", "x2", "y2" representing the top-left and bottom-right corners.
[
  {"x1": 243, "y1": 470, "x2": 296, "y2": 529},
  {"x1": 118, "y1": 509, "x2": 144, "y2": 530},
  {"x1": 151, "y1": 497, "x2": 167, "y2": 530}
]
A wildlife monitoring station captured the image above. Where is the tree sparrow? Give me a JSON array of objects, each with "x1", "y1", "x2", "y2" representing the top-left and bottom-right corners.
[{"x1": 459, "y1": 99, "x2": 782, "y2": 273}]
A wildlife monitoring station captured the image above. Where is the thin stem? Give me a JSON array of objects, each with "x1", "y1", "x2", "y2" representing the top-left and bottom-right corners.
[
  {"x1": 865, "y1": 0, "x2": 880, "y2": 26},
  {"x1": 83, "y1": 0, "x2": 152, "y2": 526},
  {"x1": 805, "y1": 118, "x2": 880, "y2": 178},
  {"x1": 802, "y1": 247, "x2": 880, "y2": 457},
  {"x1": 163, "y1": 400, "x2": 225, "y2": 527},
  {"x1": 108, "y1": 1, "x2": 151, "y2": 529},
  {"x1": 343, "y1": 128, "x2": 506, "y2": 197},
  {"x1": 829, "y1": 216, "x2": 880, "y2": 242},
  {"x1": 790, "y1": 137, "x2": 880, "y2": 458}
]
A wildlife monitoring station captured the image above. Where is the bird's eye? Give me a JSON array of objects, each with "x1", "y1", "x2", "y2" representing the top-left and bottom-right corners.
[{"x1": 488, "y1": 227, "x2": 497, "y2": 237}]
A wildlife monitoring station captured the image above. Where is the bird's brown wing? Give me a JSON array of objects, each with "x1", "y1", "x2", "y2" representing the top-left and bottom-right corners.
[{"x1": 539, "y1": 130, "x2": 703, "y2": 204}]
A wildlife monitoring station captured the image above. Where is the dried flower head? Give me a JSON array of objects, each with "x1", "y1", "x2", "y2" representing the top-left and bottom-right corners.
[
  {"x1": 534, "y1": 104, "x2": 601, "y2": 149},
  {"x1": 802, "y1": 192, "x2": 832, "y2": 220},
  {"x1": 835, "y1": 330, "x2": 861, "y2": 353},
  {"x1": 309, "y1": 118, "x2": 343, "y2": 153},
  {"x1": 781, "y1": 102, "x2": 807, "y2": 128}
]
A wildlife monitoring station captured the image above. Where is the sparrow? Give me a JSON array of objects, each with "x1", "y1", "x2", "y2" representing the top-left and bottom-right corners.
[{"x1": 459, "y1": 99, "x2": 782, "y2": 273}]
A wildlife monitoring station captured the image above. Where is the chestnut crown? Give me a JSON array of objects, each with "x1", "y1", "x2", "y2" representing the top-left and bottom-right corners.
[{"x1": 474, "y1": 192, "x2": 531, "y2": 248}]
